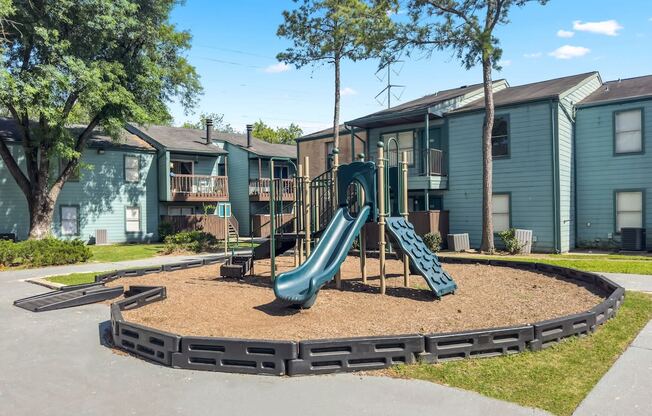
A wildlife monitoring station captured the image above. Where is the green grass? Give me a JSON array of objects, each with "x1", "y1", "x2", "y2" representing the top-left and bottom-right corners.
[
  {"x1": 89, "y1": 244, "x2": 165, "y2": 262},
  {"x1": 440, "y1": 253, "x2": 652, "y2": 275},
  {"x1": 388, "y1": 292, "x2": 652, "y2": 416},
  {"x1": 46, "y1": 271, "x2": 105, "y2": 286}
]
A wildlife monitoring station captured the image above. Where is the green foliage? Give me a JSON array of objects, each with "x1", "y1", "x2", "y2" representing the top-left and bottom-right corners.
[
  {"x1": 252, "y1": 120, "x2": 303, "y2": 144},
  {"x1": 163, "y1": 231, "x2": 219, "y2": 254},
  {"x1": 497, "y1": 228, "x2": 524, "y2": 254},
  {"x1": 423, "y1": 232, "x2": 442, "y2": 253},
  {"x1": 158, "y1": 221, "x2": 174, "y2": 241},
  {"x1": 181, "y1": 112, "x2": 236, "y2": 134},
  {"x1": 0, "y1": 238, "x2": 91, "y2": 267}
]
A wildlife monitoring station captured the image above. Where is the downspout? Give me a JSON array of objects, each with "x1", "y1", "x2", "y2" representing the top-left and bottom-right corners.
[
  {"x1": 559, "y1": 103, "x2": 578, "y2": 250},
  {"x1": 550, "y1": 100, "x2": 561, "y2": 253}
]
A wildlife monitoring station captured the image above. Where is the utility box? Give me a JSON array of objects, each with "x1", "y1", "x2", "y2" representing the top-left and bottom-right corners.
[
  {"x1": 447, "y1": 233, "x2": 470, "y2": 252},
  {"x1": 621, "y1": 228, "x2": 646, "y2": 251}
]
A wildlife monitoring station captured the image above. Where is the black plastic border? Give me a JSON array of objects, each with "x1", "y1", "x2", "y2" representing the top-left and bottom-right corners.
[{"x1": 106, "y1": 255, "x2": 626, "y2": 376}]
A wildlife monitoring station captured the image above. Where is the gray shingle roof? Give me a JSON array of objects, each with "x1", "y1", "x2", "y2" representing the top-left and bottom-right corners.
[
  {"x1": 347, "y1": 83, "x2": 487, "y2": 127},
  {"x1": 297, "y1": 124, "x2": 361, "y2": 142},
  {"x1": 0, "y1": 118, "x2": 155, "y2": 151},
  {"x1": 127, "y1": 124, "x2": 296, "y2": 159},
  {"x1": 579, "y1": 75, "x2": 652, "y2": 106},
  {"x1": 452, "y1": 72, "x2": 599, "y2": 113}
]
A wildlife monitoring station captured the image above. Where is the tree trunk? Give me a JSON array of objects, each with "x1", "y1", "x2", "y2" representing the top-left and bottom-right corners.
[
  {"x1": 480, "y1": 55, "x2": 495, "y2": 253},
  {"x1": 28, "y1": 194, "x2": 56, "y2": 239},
  {"x1": 333, "y1": 56, "x2": 341, "y2": 152}
]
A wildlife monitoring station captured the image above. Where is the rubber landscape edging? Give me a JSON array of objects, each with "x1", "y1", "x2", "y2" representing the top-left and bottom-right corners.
[{"x1": 106, "y1": 256, "x2": 625, "y2": 376}]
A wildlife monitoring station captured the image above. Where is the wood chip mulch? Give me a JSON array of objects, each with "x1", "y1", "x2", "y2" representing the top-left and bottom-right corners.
[{"x1": 108, "y1": 256, "x2": 606, "y2": 341}]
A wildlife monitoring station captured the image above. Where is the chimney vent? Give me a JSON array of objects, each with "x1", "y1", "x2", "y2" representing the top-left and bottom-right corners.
[
  {"x1": 206, "y1": 119, "x2": 213, "y2": 144},
  {"x1": 246, "y1": 124, "x2": 253, "y2": 148}
]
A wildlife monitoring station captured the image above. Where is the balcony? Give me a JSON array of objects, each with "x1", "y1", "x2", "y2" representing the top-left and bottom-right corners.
[
  {"x1": 385, "y1": 148, "x2": 447, "y2": 190},
  {"x1": 170, "y1": 174, "x2": 229, "y2": 202},
  {"x1": 249, "y1": 178, "x2": 295, "y2": 201}
]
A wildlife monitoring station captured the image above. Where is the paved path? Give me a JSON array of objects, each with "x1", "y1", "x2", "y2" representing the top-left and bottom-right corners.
[
  {"x1": 574, "y1": 320, "x2": 652, "y2": 416},
  {"x1": 600, "y1": 273, "x2": 652, "y2": 293},
  {"x1": 0, "y1": 259, "x2": 549, "y2": 416}
]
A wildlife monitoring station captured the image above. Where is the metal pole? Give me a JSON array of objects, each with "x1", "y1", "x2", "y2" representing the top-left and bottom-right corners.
[
  {"x1": 304, "y1": 156, "x2": 311, "y2": 258},
  {"x1": 270, "y1": 159, "x2": 276, "y2": 281},
  {"x1": 358, "y1": 153, "x2": 367, "y2": 283},
  {"x1": 224, "y1": 204, "x2": 228, "y2": 257},
  {"x1": 377, "y1": 142, "x2": 386, "y2": 294},
  {"x1": 401, "y1": 151, "x2": 409, "y2": 287},
  {"x1": 297, "y1": 164, "x2": 304, "y2": 265},
  {"x1": 332, "y1": 147, "x2": 341, "y2": 289}
]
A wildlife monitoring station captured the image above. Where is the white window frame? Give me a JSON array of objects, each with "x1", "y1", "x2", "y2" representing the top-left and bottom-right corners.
[
  {"x1": 124, "y1": 155, "x2": 140, "y2": 183},
  {"x1": 614, "y1": 109, "x2": 643, "y2": 155},
  {"x1": 615, "y1": 191, "x2": 644, "y2": 233},
  {"x1": 60, "y1": 205, "x2": 80, "y2": 236},
  {"x1": 125, "y1": 206, "x2": 141, "y2": 233},
  {"x1": 492, "y1": 193, "x2": 511, "y2": 233}
]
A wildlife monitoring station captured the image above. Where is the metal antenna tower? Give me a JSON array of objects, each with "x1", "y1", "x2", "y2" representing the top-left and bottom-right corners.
[{"x1": 375, "y1": 60, "x2": 405, "y2": 109}]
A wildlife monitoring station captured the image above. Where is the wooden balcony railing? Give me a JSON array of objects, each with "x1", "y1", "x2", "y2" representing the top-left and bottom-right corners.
[
  {"x1": 170, "y1": 174, "x2": 229, "y2": 201},
  {"x1": 249, "y1": 178, "x2": 295, "y2": 201}
]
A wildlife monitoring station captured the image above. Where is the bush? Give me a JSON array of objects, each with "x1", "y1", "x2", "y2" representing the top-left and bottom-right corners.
[
  {"x1": 498, "y1": 228, "x2": 524, "y2": 255},
  {"x1": 423, "y1": 232, "x2": 442, "y2": 253},
  {"x1": 0, "y1": 238, "x2": 92, "y2": 267},
  {"x1": 158, "y1": 221, "x2": 174, "y2": 241},
  {"x1": 163, "y1": 231, "x2": 219, "y2": 254}
]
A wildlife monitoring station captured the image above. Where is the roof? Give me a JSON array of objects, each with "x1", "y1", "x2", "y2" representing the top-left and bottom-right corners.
[
  {"x1": 579, "y1": 74, "x2": 652, "y2": 107},
  {"x1": 452, "y1": 72, "x2": 599, "y2": 114},
  {"x1": 347, "y1": 82, "x2": 487, "y2": 128},
  {"x1": 0, "y1": 118, "x2": 155, "y2": 152},
  {"x1": 297, "y1": 124, "x2": 363, "y2": 142},
  {"x1": 128, "y1": 124, "x2": 296, "y2": 159}
]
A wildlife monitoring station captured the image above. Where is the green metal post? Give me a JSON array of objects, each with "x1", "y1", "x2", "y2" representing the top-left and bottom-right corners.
[{"x1": 270, "y1": 159, "x2": 276, "y2": 281}]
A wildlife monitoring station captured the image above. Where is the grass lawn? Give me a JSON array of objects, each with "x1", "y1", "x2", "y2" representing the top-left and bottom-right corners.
[
  {"x1": 440, "y1": 252, "x2": 652, "y2": 275},
  {"x1": 46, "y1": 272, "x2": 106, "y2": 286},
  {"x1": 388, "y1": 291, "x2": 652, "y2": 416},
  {"x1": 89, "y1": 244, "x2": 165, "y2": 263}
]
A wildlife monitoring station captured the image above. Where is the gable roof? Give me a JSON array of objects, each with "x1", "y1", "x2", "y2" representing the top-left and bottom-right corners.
[
  {"x1": 127, "y1": 124, "x2": 296, "y2": 159},
  {"x1": 452, "y1": 72, "x2": 599, "y2": 114},
  {"x1": 579, "y1": 74, "x2": 652, "y2": 107},
  {"x1": 0, "y1": 118, "x2": 155, "y2": 152},
  {"x1": 347, "y1": 82, "x2": 489, "y2": 128},
  {"x1": 297, "y1": 124, "x2": 364, "y2": 142}
]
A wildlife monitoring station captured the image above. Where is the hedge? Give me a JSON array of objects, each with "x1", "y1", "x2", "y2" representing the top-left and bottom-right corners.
[{"x1": 0, "y1": 238, "x2": 92, "y2": 267}]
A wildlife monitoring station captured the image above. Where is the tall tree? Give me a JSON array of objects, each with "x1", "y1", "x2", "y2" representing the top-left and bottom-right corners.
[
  {"x1": 252, "y1": 120, "x2": 303, "y2": 145},
  {"x1": 277, "y1": 0, "x2": 394, "y2": 157},
  {"x1": 182, "y1": 112, "x2": 236, "y2": 133},
  {"x1": 0, "y1": 0, "x2": 201, "y2": 239},
  {"x1": 396, "y1": 0, "x2": 547, "y2": 253}
]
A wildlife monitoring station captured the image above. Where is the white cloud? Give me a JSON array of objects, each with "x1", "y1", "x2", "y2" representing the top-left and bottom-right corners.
[
  {"x1": 557, "y1": 29, "x2": 575, "y2": 38},
  {"x1": 573, "y1": 20, "x2": 623, "y2": 36},
  {"x1": 524, "y1": 52, "x2": 543, "y2": 58},
  {"x1": 549, "y1": 45, "x2": 591, "y2": 59},
  {"x1": 263, "y1": 62, "x2": 291, "y2": 74},
  {"x1": 501, "y1": 59, "x2": 512, "y2": 67},
  {"x1": 340, "y1": 87, "x2": 358, "y2": 97}
]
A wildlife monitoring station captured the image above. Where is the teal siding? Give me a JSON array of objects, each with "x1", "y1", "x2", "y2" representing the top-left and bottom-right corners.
[
  {"x1": 576, "y1": 99, "x2": 652, "y2": 248},
  {"x1": 226, "y1": 145, "x2": 251, "y2": 235},
  {"x1": 445, "y1": 103, "x2": 555, "y2": 252},
  {"x1": 0, "y1": 144, "x2": 158, "y2": 242}
]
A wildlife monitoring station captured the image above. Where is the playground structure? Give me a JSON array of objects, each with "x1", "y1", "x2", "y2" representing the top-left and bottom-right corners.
[{"x1": 224, "y1": 140, "x2": 457, "y2": 308}]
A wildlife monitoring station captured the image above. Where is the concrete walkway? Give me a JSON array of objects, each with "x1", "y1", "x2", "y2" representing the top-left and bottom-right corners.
[
  {"x1": 600, "y1": 272, "x2": 652, "y2": 293},
  {"x1": 574, "y1": 320, "x2": 652, "y2": 416},
  {"x1": 0, "y1": 257, "x2": 549, "y2": 416}
]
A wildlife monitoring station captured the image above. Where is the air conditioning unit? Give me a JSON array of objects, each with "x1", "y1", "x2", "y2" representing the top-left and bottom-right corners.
[
  {"x1": 447, "y1": 233, "x2": 470, "y2": 252},
  {"x1": 95, "y1": 229, "x2": 108, "y2": 245},
  {"x1": 621, "y1": 227, "x2": 646, "y2": 251},
  {"x1": 515, "y1": 229, "x2": 533, "y2": 254}
]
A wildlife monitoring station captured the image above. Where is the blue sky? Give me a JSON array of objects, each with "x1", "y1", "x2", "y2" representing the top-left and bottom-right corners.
[{"x1": 167, "y1": 0, "x2": 652, "y2": 134}]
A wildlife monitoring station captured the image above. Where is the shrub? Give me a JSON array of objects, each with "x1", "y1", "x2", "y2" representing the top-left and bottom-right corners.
[
  {"x1": 0, "y1": 238, "x2": 91, "y2": 267},
  {"x1": 498, "y1": 228, "x2": 524, "y2": 255},
  {"x1": 423, "y1": 232, "x2": 442, "y2": 253},
  {"x1": 158, "y1": 221, "x2": 174, "y2": 241},
  {"x1": 163, "y1": 231, "x2": 219, "y2": 254}
]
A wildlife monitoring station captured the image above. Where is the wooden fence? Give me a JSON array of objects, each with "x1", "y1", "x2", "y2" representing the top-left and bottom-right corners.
[{"x1": 160, "y1": 215, "x2": 238, "y2": 240}]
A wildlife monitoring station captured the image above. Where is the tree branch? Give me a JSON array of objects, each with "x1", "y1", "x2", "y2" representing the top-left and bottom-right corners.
[{"x1": 0, "y1": 137, "x2": 31, "y2": 196}]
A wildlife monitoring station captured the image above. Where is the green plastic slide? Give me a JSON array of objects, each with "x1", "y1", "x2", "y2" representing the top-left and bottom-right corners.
[{"x1": 273, "y1": 205, "x2": 371, "y2": 308}]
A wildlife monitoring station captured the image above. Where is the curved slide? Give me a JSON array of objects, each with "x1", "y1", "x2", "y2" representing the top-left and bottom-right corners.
[{"x1": 274, "y1": 205, "x2": 371, "y2": 308}]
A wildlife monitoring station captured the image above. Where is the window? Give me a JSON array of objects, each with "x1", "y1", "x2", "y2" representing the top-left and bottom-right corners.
[
  {"x1": 492, "y1": 193, "x2": 511, "y2": 232},
  {"x1": 125, "y1": 206, "x2": 141, "y2": 232},
  {"x1": 124, "y1": 155, "x2": 140, "y2": 183},
  {"x1": 168, "y1": 206, "x2": 194, "y2": 216},
  {"x1": 274, "y1": 165, "x2": 289, "y2": 179},
  {"x1": 325, "y1": 142, "x2": 334, "y2": 169},
  {"x1": 491, "y1": 117, "x2": 509, "y2": 158},
  {"x1": 61, "y1": 206, "x2": 79, "y2": 236},
  {"x1": 382, "y1": 131, "x2": 415, "y2": 166},
  {"x1": 59, "y1": 158, "x2": 80, "y2": 182},
  {"x1": 615, "y1": 109, "x2": 643, "y2": 154},
  {"x1": 170, "y1": 160, "x2": 193, "y2": 175},
  {"x1": 616, "y1": 191, "x2": 643, "y2": 232}
]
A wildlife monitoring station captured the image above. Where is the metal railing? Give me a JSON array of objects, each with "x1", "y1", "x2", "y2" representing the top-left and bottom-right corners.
[
  {"x1": 249, "y1": 178, "x2": 295, "y2": 199},
  {"x1": 170, "y1": 175, "x2": 228, "y2": 199},
  {"x1": 385, "y1": 147, "x2": 445, "y2": 176}
]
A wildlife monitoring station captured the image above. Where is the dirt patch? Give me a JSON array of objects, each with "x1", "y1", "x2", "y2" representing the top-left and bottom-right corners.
[{"x1": 108, "y1": 255, "x2": 605, "y2": 341}]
